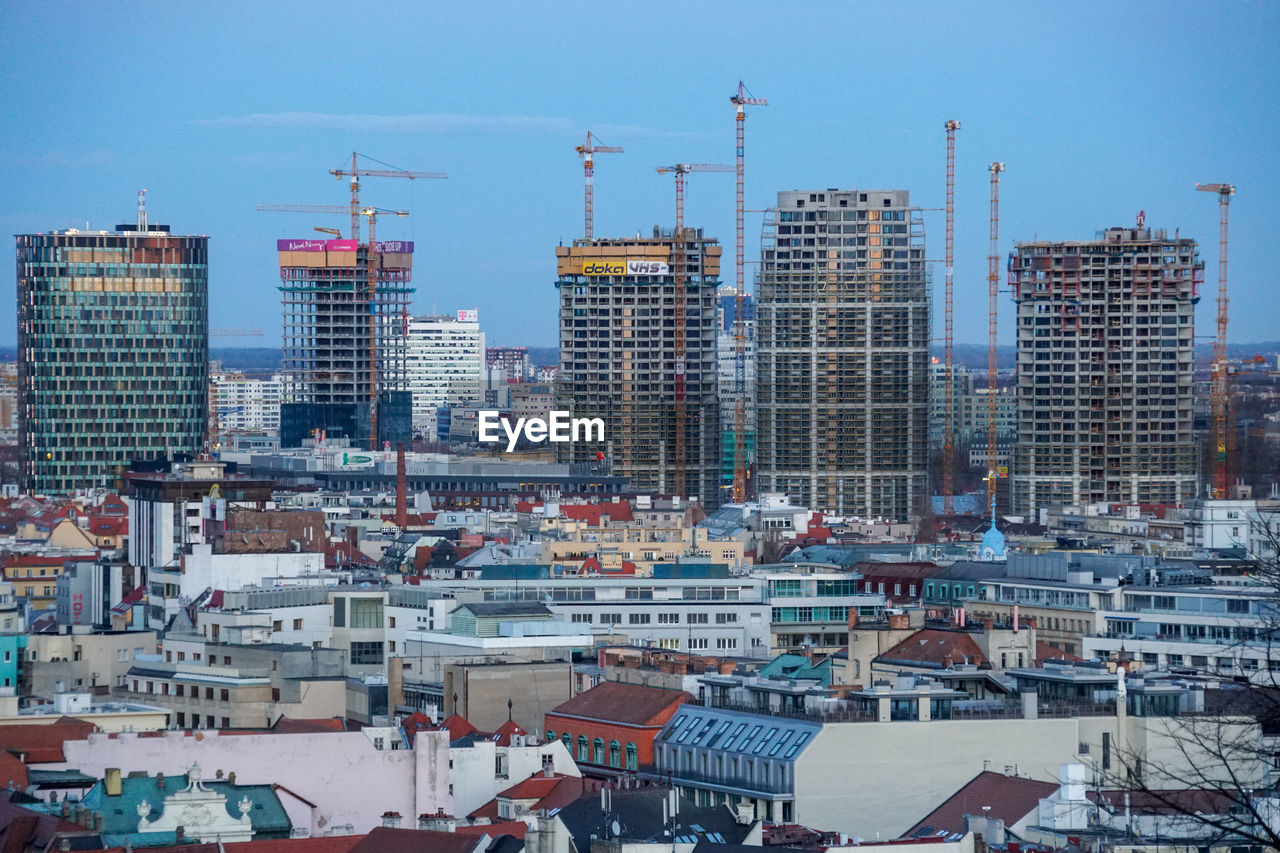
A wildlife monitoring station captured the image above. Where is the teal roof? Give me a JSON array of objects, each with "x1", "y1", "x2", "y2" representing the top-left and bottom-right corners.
[
  {"x1": 79, "y1": 769, "x2": 290, "y2": 847},
  {"x1": 651, "y1": 563, "x2": 729, "y2": 579},
  {"x1": 757, "y1": 653, "x2": 833, "y2": 685}
]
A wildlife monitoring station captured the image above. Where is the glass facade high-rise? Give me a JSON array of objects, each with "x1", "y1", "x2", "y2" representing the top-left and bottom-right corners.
[{"x1": 16, "y1": 218, "x2": 208, "y2": 494}]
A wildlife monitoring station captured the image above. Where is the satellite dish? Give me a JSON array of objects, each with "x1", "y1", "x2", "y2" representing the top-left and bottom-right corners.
[{"x1": 611, "y1": 820, "x2": 621, "y2": 838}]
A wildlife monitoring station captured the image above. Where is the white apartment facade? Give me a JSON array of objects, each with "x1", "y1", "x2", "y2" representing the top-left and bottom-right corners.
[
  {"x1": 403, "y1": 311, "x2": 485, "y2": 436},
  {"x1": 211, "y1": 369, "x2": 285, "y2": 434}
]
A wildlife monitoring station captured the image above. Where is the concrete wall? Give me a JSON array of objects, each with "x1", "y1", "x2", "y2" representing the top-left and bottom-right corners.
[
  {"x1": 25, "y1": 631, "x2": 157, "y2": 696},
  {"x1": 444, "y1": 661, "x2": 572, "y2": 735},
  {"x1": 449, "y1": 737, "x2": 578, "y2": 818},
  {"x1": 792, "y1": 713, "x2": 1258, "y2": 840},
  {"x1": 54, "y1": 728, "x2": 452, "y2": 835}
]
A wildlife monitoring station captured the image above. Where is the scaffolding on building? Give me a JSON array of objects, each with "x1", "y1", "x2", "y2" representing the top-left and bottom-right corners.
[{"x1": 278, "y1": 242, "x2": 413, "y2": 448}]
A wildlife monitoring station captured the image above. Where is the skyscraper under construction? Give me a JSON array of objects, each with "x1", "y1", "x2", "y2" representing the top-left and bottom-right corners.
[
  {"x1": 755, "y1": 189, "x2": 930, "y2": 520},
  {"x1": 277, "y1": 237, "x2": 413, "y2": 449},
  {"x1": 555, "y1": 230, "x2": 722, "y2": 506},
  {"x1": 1008, "y1": 224, "x2": 1200, "y2": 513}
]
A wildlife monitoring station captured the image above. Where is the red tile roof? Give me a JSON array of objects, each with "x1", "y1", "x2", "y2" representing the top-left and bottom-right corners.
[
  {"x1": 455, "y1": 820, "x2": 527, "y2": 840},
  {"x1": 104, "y1": 838, "x2": 364, "y2": 853},
  {"x1": 270, "y1": 717, "x2": 347, "y2": 734},
  {"x1": 1036, "y1": 641, "x2": 1084, "y2": 664},
  {"x1": 0, "y1": 717, "x2": 97, "y2": 763},
  {"x1": 490, "y1": 719, "x2": 528, "y2": 747},
  {"x1": 88, "y1": 516, "x2": 127, "y2": 537},
  {"x1": 469, "y1": 772, "x2": 585, "y2": 820},
  {"x1": 0, "y1": 753, "x2": 27, "y2": 791},
  {"x1": 347, "y1": 827, "x2": 480, "y2": 853},
  {"x1": 435, "y1": 714, "x2": 480, "y2": 742},
  {"x1": 560, "y1": 503, "x2": 634, "y2": 525},
  {"x1": 905, "y1": 770, "x2": 1059, "y2": 838},
  {"x1": 549, "y1": 682, "x2": 692, "y2": 727},
  {"x1": 879, "y1": 630, "x2": 986, "y2": 669}
]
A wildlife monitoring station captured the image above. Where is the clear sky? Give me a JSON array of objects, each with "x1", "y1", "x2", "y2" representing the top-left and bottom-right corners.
[{"x1": 2, "y1": 1, "x2": 1277, "y2": 348}]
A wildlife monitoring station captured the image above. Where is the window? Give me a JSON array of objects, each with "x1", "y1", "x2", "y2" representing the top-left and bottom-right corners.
[
  {"x1": 388, "y1": 616, "x2": 396, "y2": 628},
  {"x1": 688, "y1": 613, "x2": 708, "y2": 624},
  {"x1": 175, "y1": 685, "x2": 184, "y2": 697},
  {"x1": 577, "y1": 736, "x2": 588, "y2": 762},
  {"x1": 658, "y1": 613, "x2": 679, "y2": 624},
  {"x1": 715, "y1": 612, "x2": 738, "y2": 624},
  {"x1": 609, "y1": 740, "x2": 621, "y2": 767},
  {"x1": 205, "y1": 687, "x2": 214, "y2": 700},
  {"x1": 221, "y1": 717, "x2": 230, "y2": 729},
  {"x1": 293, "y1": 619, "x2": 304, "y2": 630},
  {"x1": 594, "y1": 738, "x2": 605, "y2": 764},
  {"x1": 272, "y1": 620, "x2": 282, "y2": 632},
  {"x1": 546, "y1": 729, "x2": 556, "y2": 742},
  {"x1": 716, "y1": 638, "x2": 738, "y2": 650},
  {"x1": 350, "y1": 598, "x2": 383, "y2": 629},
  {"x1": 626, "y1": 742, "x2": 638, "y2": 771},
  {"x1": 689, "y1": 638, "x2": 708, "y2": 650},
  {"x1": 628, "y1": 613, "x2": 651, "y2": 625},
  {"x1": 333, "y1": 598, "x2": 346, "y2": 627},
  {"x1": 206, "y1": 715, "x2": 215, "y2": 729},
  {"x1": 220, "y1": 689, "x2": 230, "y2": 702},
  {"x1": 351, "y1": 642, "x2": 384, "y2": 665}
]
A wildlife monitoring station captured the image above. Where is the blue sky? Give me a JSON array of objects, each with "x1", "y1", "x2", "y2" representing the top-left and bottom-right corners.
[{"x1": 3, "y1": 1, "x2": 1277, "y2": 348}]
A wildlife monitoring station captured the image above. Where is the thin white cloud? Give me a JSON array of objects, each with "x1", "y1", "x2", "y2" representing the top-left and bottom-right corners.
[
  {"x1": 193, "y1": 111, "x2": 576, "y2": 134},
  {"x1": 192, "y1": 111, "x2": 708, "y2": 141}
]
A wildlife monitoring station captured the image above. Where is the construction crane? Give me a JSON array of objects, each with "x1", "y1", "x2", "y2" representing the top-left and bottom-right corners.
[
  {"x1": 361, "y1": 206, "x2": 409, "y2": 447},
  {"x1": 987, "y1": 162, "x2": 1006, "y2": 506},
  {"x1": 942, "y1": 119, "x2": 960, "y2": 517},
  {"x1": 656, "y1": 163, "x2": 734, "y2": 499},
  {"x1": 1196, "y1": 182, "x2": 1236, "y2": 499},
  {"x1": 257, "y1": 202, "x2": 408, "y2": 450},
  {"x1": 731, "y1": 81, "x2": 767, "y2": 505},
  {"x1": 575, "y1": 132, "x2": 623, "y2": 240},
  {"x1": 330, "y1": 151, "x2": 444, "y2": 242}
]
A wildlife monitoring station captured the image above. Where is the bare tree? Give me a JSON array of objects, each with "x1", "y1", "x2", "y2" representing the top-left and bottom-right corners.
[{"x1": 1107, "y1": 506, "x2": 1280, "y2": 848}]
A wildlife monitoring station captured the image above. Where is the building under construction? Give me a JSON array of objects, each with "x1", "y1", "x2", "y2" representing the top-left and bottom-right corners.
[
  {"x1": 277, "y1": 237, "x2": 413, "y2": 449},
  {"x1": 755, "y1": 189, "x2": 930, "y2": 520},
  {"x1": 554, "y1": 230, "x2": 722, "y2": 506},
  {"x1": 1008, "y1": 225, "x2": 1201, "y2": 513}
]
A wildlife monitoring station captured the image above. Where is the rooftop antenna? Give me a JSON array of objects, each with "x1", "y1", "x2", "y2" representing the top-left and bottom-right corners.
[{"x1": 137, "y1": 189, "x2": 148, "y2": 231}]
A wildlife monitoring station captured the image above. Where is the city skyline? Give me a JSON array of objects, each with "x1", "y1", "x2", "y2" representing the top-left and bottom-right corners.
[{"x1": 3, "y1": 2, "x2": 1278, "y2": 349}]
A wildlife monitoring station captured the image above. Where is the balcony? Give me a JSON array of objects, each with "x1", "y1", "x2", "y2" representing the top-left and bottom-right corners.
[{"x1": 666, "y1": 766, "x2": 792, "y2": 797}]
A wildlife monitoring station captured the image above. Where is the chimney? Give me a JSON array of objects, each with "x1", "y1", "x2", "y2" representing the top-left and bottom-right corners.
[
  {"x1": 887, "y1": 612, "x2": 908, "y2": 630},
  {"x1": 1013, "y1": 605, "x2": 1020, "y2": 632},
  {"x1": 387, "y1": 656, "x2": 404, "y2": 713},
  {"x1": 105, "y1": 767, "x2": 122, "y2": 797},
  {"x1": 847, "y1": 609, "x2": 859, "y2": 629},
  {"x1": 395, "y1": 443, "x2": 408, "y2": 530}
]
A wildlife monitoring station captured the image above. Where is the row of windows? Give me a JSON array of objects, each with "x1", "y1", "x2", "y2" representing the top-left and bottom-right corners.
[{"x1": 547, "y1": 731, "x2": 639, "y2": 771}]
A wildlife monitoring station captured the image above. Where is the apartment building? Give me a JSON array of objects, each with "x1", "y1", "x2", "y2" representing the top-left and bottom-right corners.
[
  {"x1": 402, "y1": 311, "x2": 486, "y2": 436},
  {"x1": 555, "y1": 231, "x2": 723, "y2": 506},
  {"x1": 1009, "y1": 225, "x2": 1200, "y2": 513},
  {"x1": 755, "y1": 189, "x2": 929, "y2": 520}
]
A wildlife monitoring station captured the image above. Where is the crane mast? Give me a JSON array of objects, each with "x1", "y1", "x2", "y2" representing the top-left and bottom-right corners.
[
  {"x1": 987, "y1": 162, "x2": 1006, "y2": 505},
  {"x1": 731, "y1": 81, "x2": 767, "y2": 505},
  {"x1": 330, "y1": 151, "x2": 444, "y2": 242},
  {"x1": 575, "y1": 132, "x2": 623, "y2": 240},
  {"x1": 942, "y1": 120, "x2": 960, "y2": 517},
  {"x1": 656, "y1": 163, "x2": 733, "y2": 499},
  {"x1": 1196, "y1": 182, "x2": 1236, "y2": 499}
]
